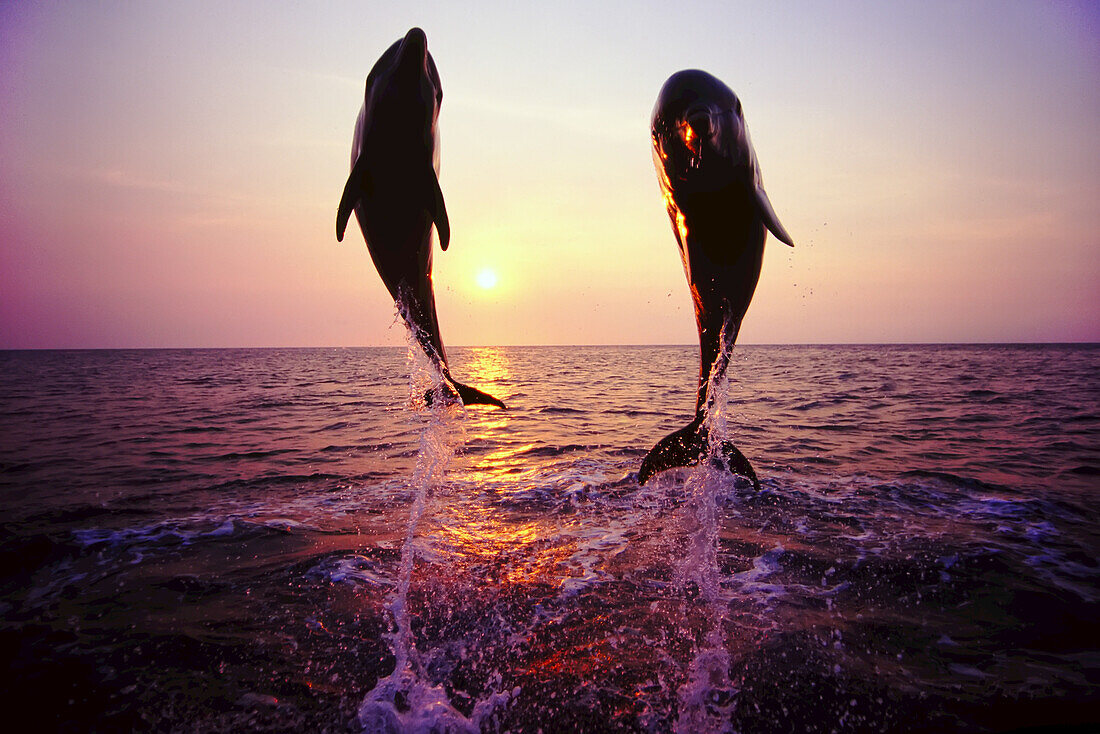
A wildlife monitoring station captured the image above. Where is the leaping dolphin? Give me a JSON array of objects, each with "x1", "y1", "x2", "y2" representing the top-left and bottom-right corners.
[
  {"x1": 638, "y1": 70, "x2": 794, "y2": 487},
  {"x1": 337, "y1": 28, "x2": 504, "y2": 409}
]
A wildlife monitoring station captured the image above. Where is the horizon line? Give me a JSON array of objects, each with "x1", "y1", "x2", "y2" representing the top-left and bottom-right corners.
[{"x1": 3, "y1": 341, "x2": 1098, "y2": 352}]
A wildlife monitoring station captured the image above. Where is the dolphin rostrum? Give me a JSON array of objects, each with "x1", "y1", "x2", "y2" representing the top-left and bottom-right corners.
[
  {"x1": 639, "y1": 70, "x2": 794, "y2": 487},
  {"x1": 337, "y1": 28, "x2": 504, "y2": 409}
]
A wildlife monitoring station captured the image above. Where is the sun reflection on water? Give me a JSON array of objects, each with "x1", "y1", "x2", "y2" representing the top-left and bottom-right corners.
[
  {"x1": 459, "y1": 347, "x2": 512, "y2": 403},
  {"x1": 429, "y1": 512, "x2": 567, "y2": 586},
  {"x1": 453, "y1": 347, "x2": 522, "y2": 482}
]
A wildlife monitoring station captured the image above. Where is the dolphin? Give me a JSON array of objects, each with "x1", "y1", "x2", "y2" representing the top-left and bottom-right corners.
[
  {"x1": 336, "y1": 28, "x2": 504, "y2": 409},
  {"x1": 638, "y1": 70, "x2": 794, "y2": 487}
]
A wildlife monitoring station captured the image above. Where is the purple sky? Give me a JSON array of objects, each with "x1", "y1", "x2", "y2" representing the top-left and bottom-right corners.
[{"x1": 1, "y1": 1, "x2": 1097, "y2": 347}]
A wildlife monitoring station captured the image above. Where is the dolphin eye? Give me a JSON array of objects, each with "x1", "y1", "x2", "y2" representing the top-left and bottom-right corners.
[
  {"x1": 685, "y1": 110, "x2": 710, "y2": 139},
  {"x1": 681, "y1": 121, "x2": 696, "y2": 147}
]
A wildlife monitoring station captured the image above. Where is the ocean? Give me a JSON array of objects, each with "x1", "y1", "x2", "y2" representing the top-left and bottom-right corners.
[{"x1": 0, "y1": 344, "x2": 1096, "y2": 732}]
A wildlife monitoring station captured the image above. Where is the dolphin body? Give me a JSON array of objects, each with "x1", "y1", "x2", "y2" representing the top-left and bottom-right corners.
[
  {"x1": 337, "y1": 28, "x2": 504, "y2": 409},
  {"x1": 638, "y1": 70, "x2": 794, "y2": 487}
]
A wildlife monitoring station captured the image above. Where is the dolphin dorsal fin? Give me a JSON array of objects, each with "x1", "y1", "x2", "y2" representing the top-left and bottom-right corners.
[
  {"x1": 336, "y1": 155, "x2": 371, "y2": 242},
  {"x1": 754, "y1": 185, "x2": 794, "y2": 247}
]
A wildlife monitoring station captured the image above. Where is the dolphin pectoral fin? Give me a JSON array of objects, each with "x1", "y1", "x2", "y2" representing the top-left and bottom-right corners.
[
  {"x1": 425, "y1": 167, "x2": 450, "y2": 251},
  {"x1": 452, "y1": 379, "x2": 506, "y2": 409},
  {"x1": 336, "y1": 156, "x2": 371, "y2": 242},
  {"x1": 638, "y1": 422, "x2": 706, "y2": 485},
  {"x1": 715, "y1": 440, "x2": 762, "y2": 491},
  {"x1": 754, "y1": 186, "x2": 794, "y2": 247}
]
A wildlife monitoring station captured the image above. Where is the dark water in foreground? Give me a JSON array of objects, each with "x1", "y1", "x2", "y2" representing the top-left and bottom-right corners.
[{"x1": 0, "y1": 345, "x2": 1097, "y2": 732}]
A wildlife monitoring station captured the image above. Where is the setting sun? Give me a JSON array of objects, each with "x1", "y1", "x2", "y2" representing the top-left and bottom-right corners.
[{"x1": 476, "y1": 269, "x2": 499, "y2": 290}]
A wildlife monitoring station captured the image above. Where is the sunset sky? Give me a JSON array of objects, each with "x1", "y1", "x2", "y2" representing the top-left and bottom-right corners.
[{"x1": 1, "y1": 1, "x2": 1097, "y2": 348}]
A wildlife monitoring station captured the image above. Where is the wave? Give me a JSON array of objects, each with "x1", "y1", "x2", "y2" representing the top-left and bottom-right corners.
[
  {"x1": 1063, "y1": 464, "x2": 1099, "y2": 476},
  {"x1": 306, "y1": 553, "x2": 395, "y2": 588},
  {"x1": 899, "y1": 469, "x2": 1013, "y2": 494},
  {"x1": 73, "y1": 516, "x2": 303, "y2": 556}
]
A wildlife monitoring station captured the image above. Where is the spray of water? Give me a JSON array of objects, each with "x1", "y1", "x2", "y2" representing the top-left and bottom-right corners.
[
  {"x1": 674, "y1": 318, "x2": 740, "y2": 734},
  {"x1": 356, "y1": 317, "x2": 489, "y2": 733}
]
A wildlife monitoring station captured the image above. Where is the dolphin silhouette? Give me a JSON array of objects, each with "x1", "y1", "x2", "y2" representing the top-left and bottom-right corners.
[
  {"x1": 337, "y1": 28, "x2": 504, "y2": 409},
  {"x1": 639, "y1": 70, "x2": 794, "y2": 487}
]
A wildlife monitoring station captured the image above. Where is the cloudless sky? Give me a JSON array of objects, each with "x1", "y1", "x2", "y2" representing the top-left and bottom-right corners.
[{"x1": 1, "y1": 1, "x2": 1097, "y2": 348}]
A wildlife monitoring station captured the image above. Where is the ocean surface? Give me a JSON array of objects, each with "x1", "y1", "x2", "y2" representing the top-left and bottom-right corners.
[{"x1": 0, "y1": 344, "x2": 1097, "y2": 732}]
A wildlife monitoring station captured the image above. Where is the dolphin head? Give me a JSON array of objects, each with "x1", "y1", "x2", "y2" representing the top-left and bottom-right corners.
[
  {"x1": 375, "y1": 28, "x2": 443, "y2": 152},
  {"x1": 651, "y1": 69, "x2": 795, "y2": 248},
  {"x1": 651, "y1": 70, "x2": 755, "y2": 188},
  {"x1": 393, "y1": 27, "x2": 440, "y2": 104},
  {"x1": 397, "y1": 27, "x2": 428, "y2": 71}
]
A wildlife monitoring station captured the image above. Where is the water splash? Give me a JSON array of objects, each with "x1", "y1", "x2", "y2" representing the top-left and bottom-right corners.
[
  {"x1": 357, "y1": 322, "x2": 478, "y2": 733},
  {"x1": 674, "y1": 322, "x2": 740, "y2": 733},
  {"x1": 673, "y1": 465, "x2": 738, "y2": 733}
]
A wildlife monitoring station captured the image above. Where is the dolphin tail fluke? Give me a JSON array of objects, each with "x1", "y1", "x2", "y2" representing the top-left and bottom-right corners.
[
  {"x1": 452, "y1": 380, "x2": 506, "y2": 409},
  {"x1": 638, "y1": 422, "x2": 705, "y2": 485},
  {"x1": 638, "y1": 421, "x2": 761, "y2": 489},
  {"x1": 715, "y1": 439, "x2": 761, "y2": 491}
]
